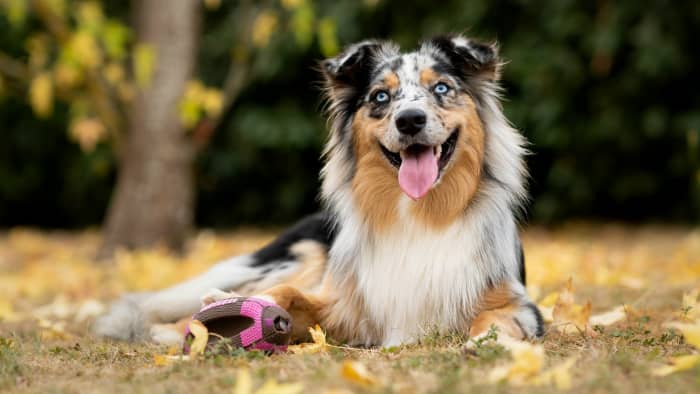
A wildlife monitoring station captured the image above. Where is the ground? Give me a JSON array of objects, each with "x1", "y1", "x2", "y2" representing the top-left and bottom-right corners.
[{"x1": 1, "y1": 223, "x2": 699, "y2": 393}]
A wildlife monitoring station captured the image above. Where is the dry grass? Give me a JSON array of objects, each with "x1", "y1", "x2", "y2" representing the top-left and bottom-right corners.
[{"x1": 1, "y1": 223, "x2": 699, "y2": 393}]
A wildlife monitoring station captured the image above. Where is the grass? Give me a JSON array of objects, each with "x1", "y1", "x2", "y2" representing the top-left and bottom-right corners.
[{"x1": 1, "y1": 223, "x2": 699, "y2": 393}]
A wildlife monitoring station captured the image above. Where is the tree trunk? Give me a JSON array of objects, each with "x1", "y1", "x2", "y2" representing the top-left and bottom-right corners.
[{"x1": 99, "y1": 0, "x2": 200, "y2": 258}]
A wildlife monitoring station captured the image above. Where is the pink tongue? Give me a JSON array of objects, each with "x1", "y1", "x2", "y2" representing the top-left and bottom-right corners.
[{"x1": 398, "y1": 147, "x2": 438, "y2": 200}]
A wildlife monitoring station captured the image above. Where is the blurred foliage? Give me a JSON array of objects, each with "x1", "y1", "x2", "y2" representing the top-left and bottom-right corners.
[{"x1": 0, "y1": 0, "x2": 699, "y2": 227}]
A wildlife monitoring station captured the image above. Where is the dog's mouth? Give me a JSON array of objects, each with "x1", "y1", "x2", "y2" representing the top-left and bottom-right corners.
[{"x1": 380, "y1": 129, "x2": 459, "y2": 200}]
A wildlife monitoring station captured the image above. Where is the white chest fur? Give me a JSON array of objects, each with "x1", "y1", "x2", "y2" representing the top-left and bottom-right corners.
[{"x1": 329, "y1": 195, "x2": 519, "y2": 346}]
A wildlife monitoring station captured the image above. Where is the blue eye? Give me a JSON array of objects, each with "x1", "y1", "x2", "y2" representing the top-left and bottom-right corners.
[
  {"x1": 434, "y1": 83, "x2": 449, "y2": 95},
  {"x1": 373, "y1": 90, "x2": 390, "y2": 104}
]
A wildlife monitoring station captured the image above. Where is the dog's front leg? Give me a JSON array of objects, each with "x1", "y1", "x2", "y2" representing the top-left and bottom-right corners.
[{"x1": 468, "y1": 282, "x2": 544, "y2": 342}]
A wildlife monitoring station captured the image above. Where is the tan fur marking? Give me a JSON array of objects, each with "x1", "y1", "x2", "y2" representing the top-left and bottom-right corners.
[
  {"x1": 469, "y1": 307, "x2": 525, "y2": 339},
  {"x1": 384, "y1": 72, "x2": 399, "y2": 91},
  {"x1": 262, "y1": 284, "x2": 325, "y2": 343},
  {"x1": 283, "y1": 240, "x2": 327, "y2": 289},
  {"x1": 419, "y1": 68, "x2": 440, "y2": 86},
  {"x1": 410, "y1": 95, "x2": 485, "y2": 228},
  {"x1": 351, "y1": 107, "x2": 402, "y2": 232},
  {"x1": 469, "y1": 283, "x2": 525, "y2": 339}
]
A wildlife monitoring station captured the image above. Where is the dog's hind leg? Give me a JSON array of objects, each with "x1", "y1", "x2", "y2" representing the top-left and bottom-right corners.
[
  {"x1": 95, "y1": 254, "x2": 268, "y2": 342},
  {"x1": 95, "y1": 213, "x2": 335, "y2": 343}
]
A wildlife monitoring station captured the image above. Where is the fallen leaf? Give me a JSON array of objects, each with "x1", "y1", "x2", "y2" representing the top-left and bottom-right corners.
[
  {"x1": 488, "y1": 337, "x2": 545, "y2": 385},
  {"x1": 255, "y1": 379, "x2": 303, "y2": 394},
  {"x1": 288, "y1": 325, "x2": 328, "y2": 354},
  {"x1": 233, "y1": 369, "x2": 253, "y2": 394},
  {"x1": 153, "y1": 354, "x2": 191, "y2": 366},
  {"x1": 153, "y1": 354, "x2": 169, "y2": 367},
  {"x1": 531, "y1": 357, "x2": 577, "y2": 390},
  {"x1": 38, "y1": 318, "x2": 73, "y2": 340},
  {"x1": 682, "y1": 288, "x2": 700, "y2": 321},
  {"x1": 651, "y1": 354, "x2": 700, "y2": 376},
  {"x1": 188, "y1": 319, "x2": 209, "y2": 356},
  {"x1": 589, "y1": 305, "x2": 626, "y2": 326},
  {"x1": 0, "y1": 299, "x2": 21, "y2": 322},
  {"x1": 552, "y1": 279, "x2": 592, "y2": 334},
  {"x1": 666, "y1": 322, "x2": 700, "y2": 348},
  {"x1": 232, "y1": 369, "x2": 303, "y2": 394},
  {"x1": 341, "y1": 360, "x2": 378, "y2": 388}
]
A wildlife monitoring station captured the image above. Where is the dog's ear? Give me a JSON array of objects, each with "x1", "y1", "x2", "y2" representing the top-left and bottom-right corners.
[
  {"x1": 427, "y1": 34, "x2": 501, "y2": 81},
  {"x1": 321, "y1": 40, "x2": 383, "y2": 88}
]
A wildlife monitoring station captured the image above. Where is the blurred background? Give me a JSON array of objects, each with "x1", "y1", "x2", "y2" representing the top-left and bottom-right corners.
[{"x1": 0, "y1": 0, "x2": 699, "y2": 256}]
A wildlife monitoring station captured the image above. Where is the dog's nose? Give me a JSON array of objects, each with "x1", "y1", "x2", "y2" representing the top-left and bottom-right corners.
[{"x1": 395, "y1": 109, "x2": 427, "y2": 136}]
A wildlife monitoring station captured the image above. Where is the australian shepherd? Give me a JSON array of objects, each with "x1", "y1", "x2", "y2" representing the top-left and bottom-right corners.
[{"x1": 96, "y1": 34, "x2": 544, "y2": 347}]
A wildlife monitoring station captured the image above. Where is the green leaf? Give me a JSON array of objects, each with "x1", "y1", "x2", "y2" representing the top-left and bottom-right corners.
[
  {"x1": 2, "y1": 0, "x2": 27, "y2": 29},
  {"x1": 291, "y1": 3, "x2": 314, "y2": 49},
  {"x1": 101, "y1": 20, "x2": 132, "y2": 61},
  {"x1": 317, "y1": 17, "x2": 339, "y2": 57},
  {"x1": 133, "y1": 43, "x2": 156, "y2": 88}
]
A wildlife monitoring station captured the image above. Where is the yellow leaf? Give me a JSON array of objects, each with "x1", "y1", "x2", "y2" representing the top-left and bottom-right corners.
[
  {"x1": 0, "y1": 299, "x2": 21, "y2": 322},
  {"x1": 69, "y1": 117, "x2": 106, "y2": 152},
  {"x1": 53, "y1": 62, "x2": 83, "y2": 90},
  {"x1": 103, "y1": 63, "x2": 125, "y2": 85},
  {"x1": 76, "y1": 1, "x2": 104, "y2": 33},
  {"x1": 288, "y1": 325, "x2": 328, "y2": 354},
  {"x1": 317, "y1": 18, "x2": 339, "y2": 57},
  {"x1": 69, "y1": 30, "x2": 102, "y2": 69},
  {"x1": 310, "y1": 324, "x2": 327, "y2": 346},
  {"x1": 488, "y1": 338, "x2": 545, "y2": 385},
  {"x1": 38, "y1": 319, "x2": 73, "y2": 340},
  {"x1": 255, "y1": 380, "x2": 304, "y2": 394},
  {"x1": 101, "y1": 20, "x2": 131, "y2": 60},
  {"x1": 153, "y1": 354, "x2": 170, "y2": 366},
  {"x1": 233, "y1": 369, "x2": 253, "y2": 394},
  {"x1": 133, "y1": 43, "x2": 156, "y2": 88},
  {"x1": 589, "y1": 305, "x2": 626, "y2": 326},
  {"x1": 539, "y1": 291, "x2": 560, "y2": 307},
  {"x1": 202, "y1": 88, "x2": 223, "y2": 118},
  {"x1": 531, "y1": 357, "x2": 577, "y2": 390},
  {"x1": 507, "y1": 340, "x2": 545, "y2": 381},
  {"x1": 552, "y1": 279, "x2": 592, "y2": 334},
  {"x1": 651, "y1": 354, "x2": 700, "y2": 377},
  {"x1": 251, "y1": 10, "x2": 278, "y2": 48},
  {"x1": 666, "y1": 321, "x2": 700, "y2": 349},
  {"x1": 154, "y1": 354, "x2": 191, "y2": 366},
  {"x1": 341, "y1": 361, "x2": 378, "y2": 388},
  {"x1": 682, "y1": 287, "x2": 700, "y2": 321},
  {"x1": 2, "y1": 0, "x2": 27, "y2": 28},
  {"x1": 29, "y1": 72, "x2": 54, "y2": 118},
  {"x1": 188, "y1": 319, "x2": 209, "y2": 356},
  {"x1": 291, "y1": 3, "x2": 314, "y2": 48}
]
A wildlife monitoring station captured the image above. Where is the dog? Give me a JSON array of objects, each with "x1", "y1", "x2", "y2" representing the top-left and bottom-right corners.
[{"x1": 95, "y1": 34, "x2": 544, "y2": 347}]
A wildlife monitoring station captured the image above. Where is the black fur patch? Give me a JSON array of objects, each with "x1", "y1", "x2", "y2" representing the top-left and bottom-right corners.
[
  {"x1": 428, "y1": 35, "x2": 498, "y2": 80},
  {"x1": 251, "y1": 212, "x2": 337, "y2": 266},
  {"x1": 517, "y1": 237, "x2": 526, "y2": 285},
  {"x1": 523, "y1": 302, "x2": 545, "y2": 337}
]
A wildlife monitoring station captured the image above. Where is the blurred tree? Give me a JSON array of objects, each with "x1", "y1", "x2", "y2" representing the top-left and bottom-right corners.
[
  {"x1": 0, "y1": 0, "x2": 341, "y2": 256},
  {"x1": 100, "y1": 0, "x2": 200, "y2": 256}
]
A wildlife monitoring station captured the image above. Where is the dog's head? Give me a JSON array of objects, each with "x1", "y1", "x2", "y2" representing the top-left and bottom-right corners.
[{"x1": 321, "y1": 35, "x2": 524, "y2": 231}]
